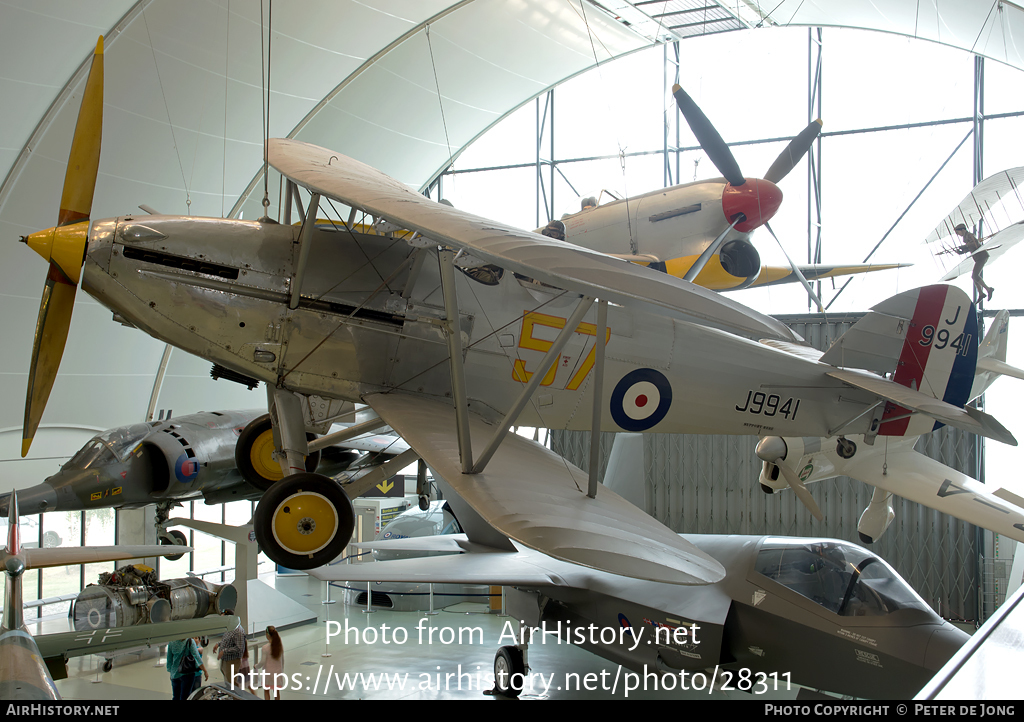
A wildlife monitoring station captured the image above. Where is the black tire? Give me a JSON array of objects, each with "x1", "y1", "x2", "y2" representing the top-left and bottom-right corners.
[
  {"x1": 235, "y1": 414, "x2": 321, "y2": 491},
  {"x1": 253, "y1": 473, "x2": 354, "y2": 570},
  {"x1": 493, "y1": 646, "x2": 525, "y2": 697},
  {"x1": 42, "y1": 530, "x2": 61, "y2": 548},
  {"x1": 160, "y1": 529, "x2": 189, "y2": 561},
  {"x1": 103, "y1": 659, "x2": 113, "y2": 673}
]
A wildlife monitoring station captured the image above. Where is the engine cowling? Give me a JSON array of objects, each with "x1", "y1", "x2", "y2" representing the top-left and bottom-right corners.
[{"x1": 718, "y1": 238, "x2": 761, "y2": 287}]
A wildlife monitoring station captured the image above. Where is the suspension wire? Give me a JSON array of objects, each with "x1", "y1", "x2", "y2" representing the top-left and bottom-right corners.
[
  {"x1": 143, "y1": 11, "x2": 191, "y2": 213},
  {"x1": 573, "y1": 0, "x2": 636, "y2": 251},
  {"x1": 260, "y1": 0, "x2": 273, "y2": 218},
  {"x1": 222, "y1": 0, "x2": 230, "y2": 218},
  {"x1": 425, "y1": 25, "x2": 455, "y2": 176}
]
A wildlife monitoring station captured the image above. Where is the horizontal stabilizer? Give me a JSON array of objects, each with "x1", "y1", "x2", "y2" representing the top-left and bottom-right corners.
[
  {"x1": 363, "y1": 392, "x2": 725, "y2": 586},
  {"x1": 269, "y1": 138, "x2": 799, "y2": 343},
  {"x1": 19, "y1": 545, "x2": 192, "y2": 570},
  {"x1": 977, "y1": 357, "x2": 1024, "y2": 383},
  {"x1": 827, "y1": 368, "x2": 1016, "y2": 446}
]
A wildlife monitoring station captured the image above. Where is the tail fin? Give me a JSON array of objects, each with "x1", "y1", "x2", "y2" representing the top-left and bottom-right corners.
[
  {"x1": 973, "y1": 310, "x2": 1024, "y2": 398},
  {"x1": 821, "y1": 285, "x2": 978, "y2": 438}
]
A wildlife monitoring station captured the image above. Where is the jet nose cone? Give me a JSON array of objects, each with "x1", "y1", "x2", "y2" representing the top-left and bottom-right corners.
[
  {"x1": 0, "y1": 483, "x2": 57, "y2": 517},
  {"x1": 925, "y1": 624, "x2": 970, "y2": 671},
  {"x1": 722, "y1": 178, "x2": 783, "y2": 233}
]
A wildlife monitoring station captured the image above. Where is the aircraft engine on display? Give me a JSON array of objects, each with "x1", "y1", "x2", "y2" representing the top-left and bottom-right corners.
[{"x1": 72, "y1": 564, "x2": 237, "y2": 630}]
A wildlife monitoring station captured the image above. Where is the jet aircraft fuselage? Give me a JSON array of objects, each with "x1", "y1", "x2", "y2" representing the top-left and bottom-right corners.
[{"x1": 525, "y1": 534, "x2": 967, "y2": 699}]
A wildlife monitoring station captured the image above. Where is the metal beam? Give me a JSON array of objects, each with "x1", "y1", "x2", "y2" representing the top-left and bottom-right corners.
[
  {"x1": 587, "y1": 300, "x2": 608, "y2": 499},
  {"x1": 289, "y1": 193, "x2": 320, "y2": 310},
  {"x1": 306, "y1": 416, "x2": 387, "y2": 454}
]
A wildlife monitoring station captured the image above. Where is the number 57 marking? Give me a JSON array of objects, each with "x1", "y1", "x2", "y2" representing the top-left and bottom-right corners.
[{"x1": 512, "y1": 311, "x2": 611, "y2": 391}]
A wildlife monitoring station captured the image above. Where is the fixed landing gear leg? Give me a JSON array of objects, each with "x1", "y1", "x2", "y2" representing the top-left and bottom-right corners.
[{"x1": 267, "y1": 385, "x2": 310, "y2": 478}]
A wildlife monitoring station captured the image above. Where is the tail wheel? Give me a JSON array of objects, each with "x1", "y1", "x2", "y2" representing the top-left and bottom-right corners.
[
  {"x1": 493, "y1": 646, "x2": 525, "y2": 697},
  {"x1": 159, "y1": 529, "x2": 189, "y2": 561},
  {"x1": 253, "y1": 472, "x2": 353, "y2": 570},
  {"x1": 235, "y1": 414, "x2": 321, "y2": 491}
]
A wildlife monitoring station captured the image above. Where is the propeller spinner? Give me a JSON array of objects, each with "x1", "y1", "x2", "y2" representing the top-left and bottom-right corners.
[
  {"x1": 21, "y1": 37, "x2": 103, "y2": 457},
  {"x1": 755, "y1": 436, "x2": 824, "y2": 521}
]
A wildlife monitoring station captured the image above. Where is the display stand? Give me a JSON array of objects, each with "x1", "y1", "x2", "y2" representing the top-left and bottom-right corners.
[{"x1": 167, "y1": 519, "x2": 317, "y2": 634}]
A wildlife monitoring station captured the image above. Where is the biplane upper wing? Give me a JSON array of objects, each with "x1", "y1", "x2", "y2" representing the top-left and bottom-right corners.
[
  {"x1": 268, "y1": 138, "x2": 800, "y2": 344},
  {"x1": 361, "y1": 392, "x2": 725, "y2": 586}
]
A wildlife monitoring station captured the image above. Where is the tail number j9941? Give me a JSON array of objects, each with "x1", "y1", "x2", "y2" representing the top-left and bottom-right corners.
[{"x1": 735, "y1": 391, "x2": 801, "y2": 420}]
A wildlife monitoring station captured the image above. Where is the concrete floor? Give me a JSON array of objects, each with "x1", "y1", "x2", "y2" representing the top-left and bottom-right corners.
[{"x1": 41, "y1": 572, "x2": 800, "y2": 701}]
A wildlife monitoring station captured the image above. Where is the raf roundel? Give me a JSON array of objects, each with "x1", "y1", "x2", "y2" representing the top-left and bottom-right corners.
[
  {"x1": 610, "y1": 369, "x2": 673, "y2": 431},
  {"x1": 174, "y1": 453, "x2": 200, "y2": 483}
]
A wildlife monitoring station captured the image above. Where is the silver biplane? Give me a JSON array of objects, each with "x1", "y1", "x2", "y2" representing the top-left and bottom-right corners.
[{"x1": 19, "y1": 38, "x2": 1016, "y2": 581}]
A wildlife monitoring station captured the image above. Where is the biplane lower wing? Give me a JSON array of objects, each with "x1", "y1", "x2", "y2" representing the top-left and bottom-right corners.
[
  {"x1": 268, "y1": 138, "x2": 799, "y2": 344},
  {"x1": 362, "y1": 392, "x2": 725, "y2": 586}
]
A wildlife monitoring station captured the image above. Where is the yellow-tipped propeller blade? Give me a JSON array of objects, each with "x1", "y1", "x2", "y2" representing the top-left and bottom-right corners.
[
  {"x1": 22, "y1": 36, "x2": 103, "y2": 457},
  {"x1": 23, "y1": 267, "x2": 80, "y2": 457},
  {"x1": 59, "y1": 36, "x2": 103, "y2": 227}
]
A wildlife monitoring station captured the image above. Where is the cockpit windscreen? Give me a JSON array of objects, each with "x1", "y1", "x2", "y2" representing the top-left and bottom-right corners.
[{"x1": 755, "y1": 538, "x2": 930, "y2": 617}]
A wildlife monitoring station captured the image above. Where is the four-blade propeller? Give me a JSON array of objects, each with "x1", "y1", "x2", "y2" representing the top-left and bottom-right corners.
[
  {"x1": 20, "y1": 36, "x2": 103, "y2": 456},
  {"x1": 671, "y1": 83, "x2": 822, "y2": 292}
]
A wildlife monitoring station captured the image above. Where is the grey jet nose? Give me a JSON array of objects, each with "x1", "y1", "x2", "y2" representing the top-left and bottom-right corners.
[{"x1": 0, "y1": 483, "x2": 57, "y2": 517}]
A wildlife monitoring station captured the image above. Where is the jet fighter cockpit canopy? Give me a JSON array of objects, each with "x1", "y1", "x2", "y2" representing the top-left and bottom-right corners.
[
  {"x1": 63, "y1": 423, "x2": 153, "y2": 470},
  {"x1": 754, "y1": 538, "x2": 931, "y2": 617}
]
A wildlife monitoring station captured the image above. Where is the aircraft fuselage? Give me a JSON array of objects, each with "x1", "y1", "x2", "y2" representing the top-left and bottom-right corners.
[
  {"x1": 513, "y1": 534, "x2": 966, "y2": 699},
  {"x1": 81, "y1": 216, "x2": 878, "y2": 440}
]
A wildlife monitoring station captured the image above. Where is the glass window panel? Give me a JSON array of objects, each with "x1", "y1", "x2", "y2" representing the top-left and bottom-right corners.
[
  {"x1": 82, "y1": 508, "x2": 116, "y2": 595},
  {"x1": 455, "y1": 101, "x2": 536, "y2": 170},
  {"x1": 443, "y1": 165, "x2": 537, "y2": 230},
  {"x1": 983, "y1": 59, "x2": 1024, "y2": 117},
  {"x1": 824, "y1": 29, "x2": 974, "y2": 133}
]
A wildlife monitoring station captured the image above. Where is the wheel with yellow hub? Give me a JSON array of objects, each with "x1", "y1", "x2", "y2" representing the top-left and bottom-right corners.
[
  {"x1": 235, "y1": 414, "x2": 321, "y2": 491},
  {"x1": 253, "y1": 473, "x2": 354, "y2": 570}
]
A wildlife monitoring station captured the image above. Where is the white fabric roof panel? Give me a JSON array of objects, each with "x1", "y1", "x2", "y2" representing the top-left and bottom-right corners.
[{"x1": 769, "y1": 0, "x2": 1024, "y2": 72}]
